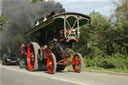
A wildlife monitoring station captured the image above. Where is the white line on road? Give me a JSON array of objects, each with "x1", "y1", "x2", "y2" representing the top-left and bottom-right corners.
[
  {"x1": 52, "y1": 77, "x2": 88, "y2": 85},
  {"x1": 1, "y1": 66, "x2": 88, "y2": 85}
]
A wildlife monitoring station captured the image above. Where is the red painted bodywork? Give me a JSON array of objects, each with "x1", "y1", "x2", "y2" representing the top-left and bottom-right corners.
[
  {"x1": 66, "y1": 38, "x2": 78, "y2": 43},
  {"x1": 43, "y1": 48, "x2": 52, "y2": 59}
]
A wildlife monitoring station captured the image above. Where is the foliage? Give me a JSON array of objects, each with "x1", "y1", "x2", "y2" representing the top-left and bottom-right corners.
[
  {"x1": 73, "y1": 0, "x2": 128, "y2": 70},
  {"x1": 0, "y1": 15, "x2": 9, "y2": 59},
  {"x1": 86, "y1": 54, "x2": 128, "y2": 70},
  {"x1": 0, "y1": 15, "x2": 9, "y2": 30},
  {"x1": 112, "y1": 0, "x2": 128, "y2": 21},
  {"x1": 73, "y1": 11, "x2": 112, "y2": 57}
]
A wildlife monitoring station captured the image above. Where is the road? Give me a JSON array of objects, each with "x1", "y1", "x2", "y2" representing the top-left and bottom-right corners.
[{"x1": 0, "y1": 64, "x2": 128, "y2": 85}]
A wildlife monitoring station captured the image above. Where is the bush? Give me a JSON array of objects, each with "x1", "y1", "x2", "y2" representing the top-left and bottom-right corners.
[{"x1": 85, "y1": 54, "x2": 128, "y2": 70}]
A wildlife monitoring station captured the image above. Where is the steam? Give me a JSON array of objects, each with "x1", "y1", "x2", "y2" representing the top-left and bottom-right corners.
[{"x1": 0, "y1": 0, "x2": 65, "y2": 54}]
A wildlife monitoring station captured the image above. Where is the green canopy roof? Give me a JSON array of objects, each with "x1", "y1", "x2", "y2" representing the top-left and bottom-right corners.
[{"x1": 24, "y1": 12, "x2": 91, "y2": 36}]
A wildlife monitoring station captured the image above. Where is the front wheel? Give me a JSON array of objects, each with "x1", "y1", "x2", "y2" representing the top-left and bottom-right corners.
[
  {"x1": 72, "y1": 53, "x2": 83, "y2": 73},
  {"x1": 47, "y1": 53, "x2": 57, "y2": 74}
]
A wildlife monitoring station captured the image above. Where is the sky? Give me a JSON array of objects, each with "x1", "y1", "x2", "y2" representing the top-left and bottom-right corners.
[
  {"x1": 0, "y1": 0, "x2": 115, "y2": 16},
  {"x1": 56, "y1": 0, "x2": 115, "y2": 16}
]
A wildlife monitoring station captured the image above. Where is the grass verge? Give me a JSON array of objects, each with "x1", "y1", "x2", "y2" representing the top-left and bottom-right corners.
[
  {"x1": 66, "y1": 64, "x2": 128, "y2": 73},
  {"x1": 85, "y1": 67, "x2": 128, "y2": 73},
  {"x1": 66, "y1": 56, "x2": 128, "y2": 73}
]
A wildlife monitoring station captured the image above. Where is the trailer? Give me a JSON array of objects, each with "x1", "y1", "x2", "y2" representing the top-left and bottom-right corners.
[{"x1": 24, "y1": 12, "x2": 91, "y2": 74}]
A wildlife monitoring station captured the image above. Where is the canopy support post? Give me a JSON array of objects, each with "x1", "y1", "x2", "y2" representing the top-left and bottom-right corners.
[
  {"x1": 77, "y1": 17, "x2": 80, "y2": 38},
  {"x1": 64, "y1": 16, "x2": 66, "y2": 37}
]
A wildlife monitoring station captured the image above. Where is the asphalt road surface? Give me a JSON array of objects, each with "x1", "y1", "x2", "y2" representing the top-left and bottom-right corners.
[{"x1": 0, "y1": 64, "x2": 128, "y2": 85}]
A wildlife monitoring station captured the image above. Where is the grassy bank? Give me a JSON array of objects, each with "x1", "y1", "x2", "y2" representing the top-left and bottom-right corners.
[
  {"x1": 66, "y1": 53, "x2": 128, "y2": 73},
  {"x1": 66, "y1": 63, "x2": 128, "y2": 73},
  {"x1": 83, "y1": 54, "x2": 128, "y2": 73},
  {"x1": 85, "y1": 67, "x2": 128, "y2": 73}
]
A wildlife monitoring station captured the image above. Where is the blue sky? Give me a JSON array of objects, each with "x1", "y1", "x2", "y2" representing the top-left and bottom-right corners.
[
  {"x1": 0, "y1": 0, "x2": 115, "y2": 16},
  {"x1": 56, "y1": 0, "x2": 115, "y2": 16}
]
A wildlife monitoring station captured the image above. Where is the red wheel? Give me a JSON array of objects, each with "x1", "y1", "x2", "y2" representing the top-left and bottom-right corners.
[
  {"x1": 27, "y1": 42, "x2": 40, "y2": 71},
  {"x1": 47, "y1": 53, "x2": 56, "y2": 74},
  {"x1": 72, "y1": 53, "x2": 83, "y2": 73}
]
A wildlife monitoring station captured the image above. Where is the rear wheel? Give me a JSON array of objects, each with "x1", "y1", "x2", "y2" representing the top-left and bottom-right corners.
[
  {"x1": 27, "y1": 42, "x2": 40, "y2": 71},
  {"x1": 47, "y1": 53, "x2": 56, "y2": 74},
  {"x1": 72, "y1": 53, "x2": 83, "y2": 73}
]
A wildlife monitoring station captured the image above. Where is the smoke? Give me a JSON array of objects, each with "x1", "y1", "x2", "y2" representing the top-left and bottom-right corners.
[{"x1": 0, "y1": 0, "x2": 65, "y2": 54}]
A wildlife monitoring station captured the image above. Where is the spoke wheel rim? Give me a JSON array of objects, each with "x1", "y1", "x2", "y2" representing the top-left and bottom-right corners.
[
  {"x1": 47, "y1": 55, "x2": 54, "y2": 74},
  {"x1": 72, "y1": 55, "x2": 81, "y2": 72},
  {"x1": 27, "y1": 44, "x2": 35, "y2": 71}
]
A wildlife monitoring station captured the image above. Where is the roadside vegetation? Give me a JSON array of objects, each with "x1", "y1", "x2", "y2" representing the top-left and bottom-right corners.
[
  {"x1": 0, "y1": 15, "x2": 9, "y2": 59},
  {"x1": 73, "y1": 0, "x2": 128, "y2": 73}
]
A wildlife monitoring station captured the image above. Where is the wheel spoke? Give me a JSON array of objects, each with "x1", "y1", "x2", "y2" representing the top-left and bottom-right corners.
[
  {"x1": 47, "y1": 55, "x2": 54, "y2": 73},
  {"x1": 76, "y1": 56, "x2": 80, "y2": 65}
]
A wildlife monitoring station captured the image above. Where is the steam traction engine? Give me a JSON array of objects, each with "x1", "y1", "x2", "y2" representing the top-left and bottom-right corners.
[{"x1": 24, "y1": 12, "x2": 91, "y2": 74}]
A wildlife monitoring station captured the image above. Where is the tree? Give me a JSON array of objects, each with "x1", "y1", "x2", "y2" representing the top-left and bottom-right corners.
[
  {"x1": 73, "y1": 0, "x2": 128, "y2": 69},
  {"x1": 73, "y1": 11, "x2": 112, "y2": 57},
  {"x1": 0, "y1": 15, "x2": 9, "y2": 59},
  {"x1": 0, "y1": 15, "x2": 9, "y2": 30},
  {"x1": 112, "y1": 0, "x2": 128, "y2": 55},
  {"x1": 113, "y1": 0, "x2": 128, "y2": 22},
  {"x1": 74, "y1": 0, "x2": 128, "y2": 57}
]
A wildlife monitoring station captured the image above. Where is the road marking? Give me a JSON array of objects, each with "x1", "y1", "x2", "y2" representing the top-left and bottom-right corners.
[
  {"x1": 51, "y1": 77, "x2": 88, "y2": 85},
  {"x1": 1, "y1": 66, "x2": 88, "y2": 85}
]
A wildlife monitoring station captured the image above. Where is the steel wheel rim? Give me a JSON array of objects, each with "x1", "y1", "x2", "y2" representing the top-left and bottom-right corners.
[
  {"x1": 47, "y1": 55, "x2": 54, "y2": 74},
  {"x1": 72, "y1": 55, "x2": 81, "y2": 72},
  {"x1": 27, "y1": 44, "x2": 35, "y2": 71}
]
